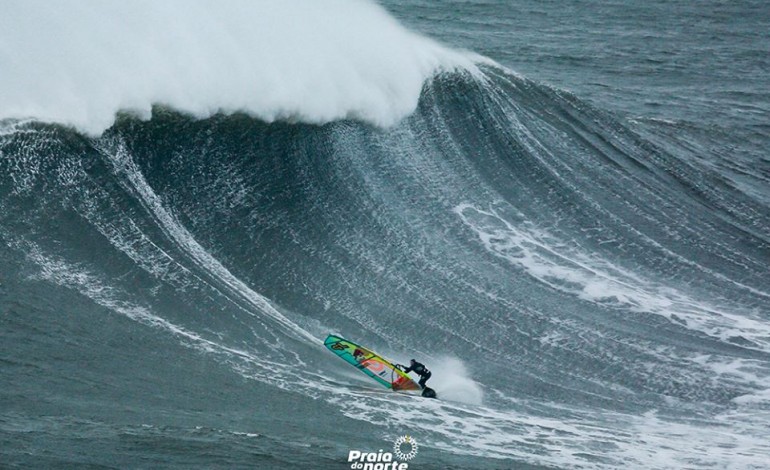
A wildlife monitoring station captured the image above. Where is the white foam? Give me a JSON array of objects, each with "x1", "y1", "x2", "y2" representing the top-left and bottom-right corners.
[
  {"x1": 689, "y1": 354, "x2": 770, "y2": 406},
  {"x1": 325, "y1": 379, "x2": 770, "y2": 469},
  {"x1": 454, "y1": 203, "x2": 770, "y2": 352},
  {"x1": 0, "y1": 0, "x2": 479, "y2": 134},
  {"x1": 733, "y1": 388, "x2": 770, "y2": 405},
  {"x1": 427, "y1": 356, "x2": 484, "y2": 405}
]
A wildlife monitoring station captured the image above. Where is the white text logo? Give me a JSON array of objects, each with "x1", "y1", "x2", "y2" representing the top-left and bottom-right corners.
[{"x1": 347, "y1": 435, "x2": 418, "y2": 469}]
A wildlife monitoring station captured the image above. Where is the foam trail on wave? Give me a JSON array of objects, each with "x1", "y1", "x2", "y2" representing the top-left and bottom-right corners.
[
  {"x1": 454, "y1": 203, "x2": 770, "y2": 351},
  {"x1": 0, "y1": 0, "x2": 480, "y2": 134},
  {"x1": 95, "y1": 137, "x2": 318, "y2": 344},
  {"x1": 19, "y1": 243, "x2": 322, "y2": 392}
]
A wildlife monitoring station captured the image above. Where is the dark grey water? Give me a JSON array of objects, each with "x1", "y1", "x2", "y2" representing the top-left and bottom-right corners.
[{"x1": 2, "y1": 1, "x2": 769, "y2": 468}]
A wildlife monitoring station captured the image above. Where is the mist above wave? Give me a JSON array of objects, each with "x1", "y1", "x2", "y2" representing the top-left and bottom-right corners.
[{"x1": 0, "y1": 0, "x2": 478, "y2": 134}]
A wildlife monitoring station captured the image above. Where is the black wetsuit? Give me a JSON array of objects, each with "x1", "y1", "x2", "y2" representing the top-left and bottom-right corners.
[{"x1": 404, "y1": 361, "x2": 431, "y2": 389}]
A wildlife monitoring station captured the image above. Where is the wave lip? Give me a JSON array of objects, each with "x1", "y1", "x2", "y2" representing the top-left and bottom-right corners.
[{"x1": 0, "y1": 0, "x2": 479, "y2": 134}]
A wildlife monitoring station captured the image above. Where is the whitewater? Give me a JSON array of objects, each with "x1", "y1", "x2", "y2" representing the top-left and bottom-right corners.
[
  {"x1": 0, "y1": 0, "x2": 482, "y2": 134},
  {"x1": 1, "y1": 0, "x2": 769, "y2": 469}
]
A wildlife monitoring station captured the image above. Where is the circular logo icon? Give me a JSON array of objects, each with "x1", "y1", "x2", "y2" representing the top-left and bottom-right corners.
[{"x1": 393, "y1": 435, "x2": 418, "y2": 461}]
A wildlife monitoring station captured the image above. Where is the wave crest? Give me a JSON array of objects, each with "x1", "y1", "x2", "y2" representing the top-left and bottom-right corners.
[{"x1": 0, "y1": 0, "x2": 479, "y2": 134}]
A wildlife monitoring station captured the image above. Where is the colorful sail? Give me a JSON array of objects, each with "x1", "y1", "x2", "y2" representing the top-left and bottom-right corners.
[{"x1": 324, "y1": 334, "x2": 421, "y2": 391}]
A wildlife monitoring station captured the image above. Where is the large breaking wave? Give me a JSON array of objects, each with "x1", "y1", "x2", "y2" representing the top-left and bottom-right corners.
[
  {"x1": 0, "y1": 0, "x2": 479, "y2": 134},
  {"x1": 2, "y1": 2, "x2": 769, "y2": 468}
]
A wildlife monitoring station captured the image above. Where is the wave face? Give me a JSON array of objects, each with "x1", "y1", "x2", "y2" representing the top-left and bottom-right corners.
[{"x1": 2, "y1": 2, "x2": 770, "y2": 469}]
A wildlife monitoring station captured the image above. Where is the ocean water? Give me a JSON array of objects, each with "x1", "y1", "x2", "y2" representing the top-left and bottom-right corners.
[{"x1": 1, "y1": 1, "x2": 769, "y2": 468}]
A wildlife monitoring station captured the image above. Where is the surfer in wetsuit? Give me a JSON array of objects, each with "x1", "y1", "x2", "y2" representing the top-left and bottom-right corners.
[{"x1": 401, "y1": 359, "x2": 432, "y2": 389}]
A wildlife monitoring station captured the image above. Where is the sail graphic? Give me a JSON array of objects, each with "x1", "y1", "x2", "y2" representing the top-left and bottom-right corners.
[{"x1": 324, "y1": 335, "x2": 421, "y2": 391}]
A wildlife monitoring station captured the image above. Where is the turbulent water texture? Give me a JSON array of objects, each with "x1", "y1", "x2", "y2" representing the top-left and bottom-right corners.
[
  {"x1": 2, "y1": 1, "x2": 769, "y2": 469},
  {"x1": 0, "y1": 0, "x2": 479, "y2": 134}
]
